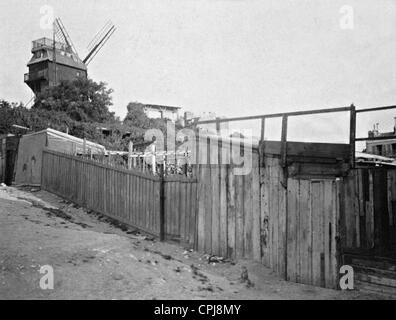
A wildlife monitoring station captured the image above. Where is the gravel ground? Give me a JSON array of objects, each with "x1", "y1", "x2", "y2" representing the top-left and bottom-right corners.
[{"x1": 0, "y1": 185, "x2": 384, "y2": 300}]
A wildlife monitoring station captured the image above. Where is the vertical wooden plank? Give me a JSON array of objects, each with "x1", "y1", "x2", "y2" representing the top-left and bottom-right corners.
[
  {"x1": 388, "y1": 171, "x2": 394, "y2": 227},
  {"x1": 190, "y1": 183, "x2": 198, "y2": 249},
  {"x1": 243, "y1": 163, "x2": 253, "y2": 259},
  {"x1": 268, "y1": 157, "x2": 276, "y2": 270},
  {"x1": 278, "y1": 158, "x2": 287, "y2": 278},
  {"x1": 204, "y1": 139, "x2": 213, "y2": 254},
  {"x1": 286, "y1": 178, "x2": 298, "y2": 282},
  {"x1": 299, "y1": 179, "x2": 312, "y2": 285},
  {"x1": 260, "y1": 155, "x2": 270, "y2": 266},
  {"x1": 330, "y1": 180, "x2": 340, "y2": 289},
  {"x1": 211, "y1": 160, "x2": 220, "y2": 255},
  {"x1": 251, "y1": 152, "x2": 261, "y2": 262},
  {"x1": 354, "y1": 171, "x2": 361, "y2": 248},
  {"x1": 366, "y1": 170, "x2": 375, "y2": 248},
  {"x1": 227, "y1": 163, "x2": 236, "y2": 259},
  {"x1": 235, "y1": 173, "x2": 244, "y2": 259},
  {"x1": 196, "y1": 137, "x2": 206, "y2": 252},
  {"x1": 311, "y1": 180, "x2": 324, "y2": 287},
  {"x1": 181, "y1": 181, "x2": 188, "y2": 243},
  {"x1": 174, "y1": 182, "x2": 180, "y2": 240},
  {"x1": 323, "y1": 180, "x2": 333, "y2": 288}
]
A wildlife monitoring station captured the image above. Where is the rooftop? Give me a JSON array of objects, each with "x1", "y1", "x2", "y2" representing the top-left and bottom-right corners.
[{"x1": 143, "y1": 104, "x2": 181, "y2": 112}]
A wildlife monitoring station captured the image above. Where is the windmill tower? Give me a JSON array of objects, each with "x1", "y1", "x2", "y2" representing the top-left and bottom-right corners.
[{"x1": 24, "y1": 18, "x2": 116, "y2": 96}]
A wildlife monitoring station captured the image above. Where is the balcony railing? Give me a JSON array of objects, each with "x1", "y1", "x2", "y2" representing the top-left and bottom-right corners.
[{"x1": 32, "y1": 37, "x2": 67, "y2": 52}]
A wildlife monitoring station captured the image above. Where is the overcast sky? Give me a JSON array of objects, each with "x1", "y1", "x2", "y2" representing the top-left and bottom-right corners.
[{"x1": 1, "y1": 0, "x2": 396, "y2": 146}]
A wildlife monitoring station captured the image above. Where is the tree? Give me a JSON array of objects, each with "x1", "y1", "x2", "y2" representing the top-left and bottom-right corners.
[
  {"x1": 0, "y1": 99, "x2": 28, "y2": 134},
  {"x1": 123, "y1": 102, "x2": 150, "y2": 128},
  {"x1": 33, "y1": 78, "x2": 115, "y2": 123}
]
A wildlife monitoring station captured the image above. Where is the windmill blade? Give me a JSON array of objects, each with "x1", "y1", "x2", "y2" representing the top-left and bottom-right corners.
[
  {"x1": 83, "y1": 22, "x2": 116, "y2": 65},
  {"x1": 87, "y1": 20, "x2": 112, "y2": 52},
  {"x1": 54, "y1": 17, "x2": 78, "y2": 56}
]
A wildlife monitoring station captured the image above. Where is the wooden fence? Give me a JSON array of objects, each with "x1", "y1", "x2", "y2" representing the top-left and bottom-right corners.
[
  {"x1": 41, "y1": 149, "x2": 197, "y2": 244},
  {"x1": 195, "y1": 140, "x2": 261, "y2": 261},
  {"x1": 42, "y1": 139, "x2": 354, "y2": 290},
  {"x1": 193, "y1": 136, "x2": 344, "y2": 289},
  {"x1": 341, "y1": 167, "x2": 396, "y2": 255}
]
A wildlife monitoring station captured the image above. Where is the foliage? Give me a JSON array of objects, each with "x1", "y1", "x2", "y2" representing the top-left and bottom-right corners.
[
  {"x1": 33, "y1": 78, "x2": 115, "y2": 123},
  {"x1": 1, "y1": 80, "x2": 177, "y2": 151}
]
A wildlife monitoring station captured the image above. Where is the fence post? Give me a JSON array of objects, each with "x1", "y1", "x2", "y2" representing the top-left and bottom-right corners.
[
  {"x1": 280, "y1": 115, "x2": 288, "y2": 168},
  {"x1": 128, "y1": 141, "x2": 133, "y2": 169},
  {"x1": 83, "y1": 138, "x2": 86, "y2": 155},
  {"x1": 151, "y1": 144, "x2": 156, "y2": 175},
  {"x1": 349, "y1": 104, "x2": 356, "y2": 168},
  {"x1": 159, "y1": 164, "x2": 165, "y2": 241}
]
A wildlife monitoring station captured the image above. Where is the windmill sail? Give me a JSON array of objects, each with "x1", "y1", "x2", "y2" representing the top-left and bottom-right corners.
[
  {"x1": 53, "y1": 17, "x2": 78, "y2": 56},
  {"x1": 83, "y1": 21, "x2": 116, "y2": 65}
]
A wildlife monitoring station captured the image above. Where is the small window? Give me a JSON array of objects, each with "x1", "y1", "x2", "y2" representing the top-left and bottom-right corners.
[{"x1": 76, "y1": 72, "x2": 80, "y2": 77}]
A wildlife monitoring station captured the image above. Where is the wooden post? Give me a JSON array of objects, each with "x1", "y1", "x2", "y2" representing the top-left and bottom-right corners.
[
  {"x1": 260, "y1": 117, "x2": 265, "y2": 142},
  {"x1": 159, "y1": 164, "x2": 165, "y2": 241},
  {"x1": 83, "y1": 138, "x2": 86, "y2": 157},
  {"x1": 280, "y1": 115, "x2": 288, "y2": 168},
  {"x1": 280, "y1": 115, "x2": 288, "y2": 281},
  {"x1": 216, "y1": 117, "x2": 221, "y2": 135},
  {"x1": 260, "y1": 117, "x2": 266, "y2": 167},
  {"x1": 128, "y1": 141, "x2": 133, "y2": 169},
  {"x1": 349, "y1": 104, "x2": 356, "y2": 169},
  {"x1": 184, "y1": 112, "x2": 188, "y2": 127},
  {"x1": 151, "y1": 144, "x2": 156, "y2": 174}
]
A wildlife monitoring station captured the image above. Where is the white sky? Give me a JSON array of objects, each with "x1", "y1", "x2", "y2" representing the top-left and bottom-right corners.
[{"x1": 1, "y1": 0, "x2": 396, "y2": 147}]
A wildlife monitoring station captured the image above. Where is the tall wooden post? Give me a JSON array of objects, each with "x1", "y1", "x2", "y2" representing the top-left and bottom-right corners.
[
  {"x1": 280, "y1": 115, "x2": 288, "y2": 168},
  {"x1": 128, "y1": 141, "x2": 133, "y2": 169},
  {"x1": 260, "y1": 117, "x2": 266, "y2": 167},
  {"x1": 151, "y1": 143, "x2": 156, "y2": 174},
  {"x1": 349, "y1": 104, "x2": 356, "y2": 169}
]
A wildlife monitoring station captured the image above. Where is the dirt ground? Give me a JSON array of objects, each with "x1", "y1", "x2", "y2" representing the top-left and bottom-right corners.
[{"x1": 0, "y1": 185, "x2": 385, "y2": 300}]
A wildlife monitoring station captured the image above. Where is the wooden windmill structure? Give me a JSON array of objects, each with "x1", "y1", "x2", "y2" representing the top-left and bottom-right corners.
[{"x1": 24, "y1": 18, "x2": 116, "y2": 95}]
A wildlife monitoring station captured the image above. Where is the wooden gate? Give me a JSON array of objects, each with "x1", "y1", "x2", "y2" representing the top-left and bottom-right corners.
[{"x1": 286, "y1": 178, "x2": 340, "y2": 288}]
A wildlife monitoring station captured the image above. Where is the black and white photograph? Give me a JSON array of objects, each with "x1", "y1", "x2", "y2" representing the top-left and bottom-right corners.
[{"x1": 1, "y1": 0, "x2": 396, "y2": 304}]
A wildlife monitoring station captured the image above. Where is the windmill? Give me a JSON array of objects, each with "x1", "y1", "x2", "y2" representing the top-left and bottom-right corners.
[{"x1": 24, "y1": 17, "x2": 116, "y2": 95}]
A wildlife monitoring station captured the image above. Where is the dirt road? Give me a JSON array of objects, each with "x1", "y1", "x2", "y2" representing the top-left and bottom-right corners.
[{"x1": 0, "y1": 185, "x2": 382, "y2": 300}]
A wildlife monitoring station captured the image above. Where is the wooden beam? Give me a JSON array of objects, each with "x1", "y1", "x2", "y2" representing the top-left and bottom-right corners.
[
  {"x1": 355, "y1": 104, "x2": 396, "y2": 113},
  {"x1": 355, "y1": 135, "x2": 396, "y2": 142},
  {"x1": 195, "y1": 106, "x2": 352, "y2": 125}
]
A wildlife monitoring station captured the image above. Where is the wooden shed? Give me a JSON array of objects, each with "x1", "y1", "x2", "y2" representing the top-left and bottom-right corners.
[{"x1": 14, "y1": 128, "x2": 105, "y2": 186}]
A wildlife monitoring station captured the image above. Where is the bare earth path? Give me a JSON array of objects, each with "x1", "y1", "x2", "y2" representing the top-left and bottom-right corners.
[{"x1": 0, "y1": 185, "x2": 384, "y2": 300}]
